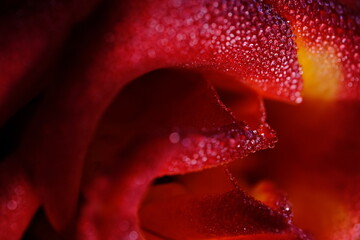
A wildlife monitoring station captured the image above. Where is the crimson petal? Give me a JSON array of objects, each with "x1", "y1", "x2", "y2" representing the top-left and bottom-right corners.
[
  {"x1": 15, "y1": 0, "x2": 301, "y2": 230},
  {"x1": 76, "y1": 69, "x2": 276, "y2": 239},
  {"x1": 0, "y1": 157, "x2": 39, "y2": 240},
  {"x1": 0, "y1": 0, "x2": 101, "y2": 126},
  {"x1": 266, "y1": 0, "x2": 360, "y2": 99}
]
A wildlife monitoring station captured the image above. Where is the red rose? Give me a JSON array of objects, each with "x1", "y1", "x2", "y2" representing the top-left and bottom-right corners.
[{"x1": 0, "y1": 0, "x2": 359, "y2": 239}]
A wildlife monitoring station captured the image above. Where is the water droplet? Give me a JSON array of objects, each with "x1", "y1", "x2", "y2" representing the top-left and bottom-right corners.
[
  {"x1": 169, "y1": 132, "x2": 180, "y2": 144},
  {"x1": 129, "y1": 230, "x2": 139, "y2": 240},
  {"x1": 7, "y1": 200, "x2": 18, "y2": 211}
]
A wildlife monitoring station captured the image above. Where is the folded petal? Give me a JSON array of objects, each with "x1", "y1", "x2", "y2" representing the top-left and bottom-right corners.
[
  {"x1": 0, "y1": 157, "x2": 39, "y2": 240},
  {"x1": 76, "y1": 69, "x2": 277, "y2": 240},
  {"x1": 140, "y1": 189, "x2": 308, "y2": 240},
  {"x1": 16, "y1": 0, "x2": 301, "y2": 230},
  {"x1": 266, "y1": 0, "x2": 360, "y2": 99},
  {"x1": 258, "y1": 99, "x2": 360, "y2": 240}
]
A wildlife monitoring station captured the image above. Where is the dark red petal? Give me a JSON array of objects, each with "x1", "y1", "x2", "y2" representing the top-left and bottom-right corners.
[
  {"x1": 141, "y1": 181, "x2": 301, "y2": 240},
  {"x1": 257, "y1": 99, "x2": 360, "y2": 239},
  {"x1": 139, "y1": 189, "x2": 307, "y2": 240},
  {"x1": 0, "y1": 0, "x2": 101, "y2": 126},
  {"x1": 76, "y1": 70, "x2": 277, "y2": 239},
  {"x1": 95, "y1": 0, "x2": 302, "y2": 102},
  {"x1": 0, "y1": 157, "x2": 39, "y2": 240},
  {"x1": 16, "y1": 0, "x2": 299, "y2": 230}
]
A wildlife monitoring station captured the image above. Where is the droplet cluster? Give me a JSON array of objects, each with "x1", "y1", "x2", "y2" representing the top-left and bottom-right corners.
[
  {"x1": 166, "y1": 121, "x2": 277, "y2": 173},
  {"x1": 112, "y1": 0, "x2": 303, "y2": 102},
  {"x1": 198, "y1": 0, "x2": 302, "y2": 102},
  {"x1": 139, "y1": 188, "x2": 311, "y2": 239},
  {"x1": 193, "y1": 190, "x2": 297, "y2": 237},
  {"x1": 267, "y1": 0, "x2": 360, "y2": 99}
]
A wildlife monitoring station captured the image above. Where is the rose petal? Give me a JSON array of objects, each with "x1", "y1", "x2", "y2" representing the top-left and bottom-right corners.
[
  {"x1": 139, "y1": 189, "x2": 307, "y2": 240},
  {"x1": 76, "y1": 69, "x2": 277, "y2": 239},
  {"x1": 266, "y1": 0, "x2": 360, "y2": 100},
  {"x1": 257, "y1": 99, "x2": 360, "y2": 239},
  {"x1": 0, "y1": 0, "x2": 101, "y2": 126},
  {"x1": 16, "y1": 0, "x2": 300, "y2": 230},
  {"x1": 0, "y1": 157, "x2": 39, "y2": 240}
]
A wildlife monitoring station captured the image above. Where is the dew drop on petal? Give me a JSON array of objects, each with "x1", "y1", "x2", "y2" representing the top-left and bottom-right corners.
[
  {"x1": 7, "y1": 200, "x2": 18, "y2": 211},
  {"x1": 169, "y1": 132, "x2": 180, "y2": 144},
  {"x1": 129, "y1": 230, "x2": 139, "y2": 240}
]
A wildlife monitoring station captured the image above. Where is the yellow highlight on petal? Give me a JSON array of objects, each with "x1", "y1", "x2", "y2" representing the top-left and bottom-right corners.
[{"x1": 297, "y1": 41, "x2": 342, "y2": 100}]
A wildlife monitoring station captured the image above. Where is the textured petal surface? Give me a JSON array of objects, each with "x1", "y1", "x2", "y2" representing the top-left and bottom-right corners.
[
  {"x1": 14, "y1": 0, "x2": 301, "y2": 230},
  {"x1": 76, "y1": 69, "x2": 277, "y2": 240},
  {"x1": 266, "y1": 0, "x2": 360, "y2": 99},
  {"x1": 0, "y1": 0, "x2": 358, "y2": 239},
  {"x1": 140, "y1": 189, "x2": 306, "y2": 240}
]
